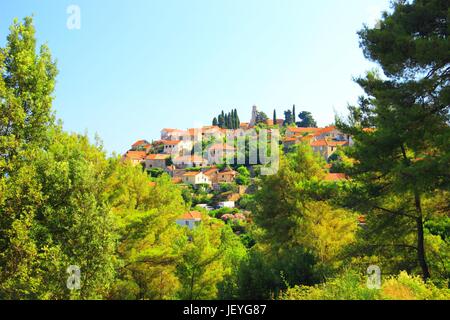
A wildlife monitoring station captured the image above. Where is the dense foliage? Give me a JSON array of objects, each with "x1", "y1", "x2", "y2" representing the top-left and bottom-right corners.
[{"x1": 1, "y1": 0, "x2": 449, "y2": 300}]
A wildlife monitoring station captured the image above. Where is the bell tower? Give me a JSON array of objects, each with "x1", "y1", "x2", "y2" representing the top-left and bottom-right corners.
[{"x1": 249, "y1": 105, "x2": 258, "y2": 127}]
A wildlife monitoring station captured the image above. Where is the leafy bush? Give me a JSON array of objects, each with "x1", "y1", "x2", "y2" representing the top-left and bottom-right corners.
[{"x1": 280, "y1": 271, "x2": 450, "y2": 300}]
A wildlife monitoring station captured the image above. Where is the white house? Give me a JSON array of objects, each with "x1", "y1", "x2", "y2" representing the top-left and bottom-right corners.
[
  {"x1": 218, "y1": 201, "x2": 235, "y2": 209},
  {"x1": 207, "y1": 143, "x2": 236, "y2": 164},
  {"x1": 181, "y1": 171, "x2": 212, "y2": 186},
  {"x1": 176, "y1": 211, "x2": 202, "y2": 230},
  {"x1": 173, "y1": 155, "x2": 208, "y2": 169},
  {"x1": 161, "y1": 128, "x2": 177, "y2": 140}
]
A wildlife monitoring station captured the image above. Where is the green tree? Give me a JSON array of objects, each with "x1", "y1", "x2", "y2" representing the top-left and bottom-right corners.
[
  {"x1": 292, "y1": 105, "x2": 296, "y2": 123},
  {"x1": 107, "y1": 170, "x2": 186, "y2": 300},
  {"x1": 255, "y1": 111, "x2": 268, "y2": 125},
  {"x1": 297, "y1": 111, "x2": 317, "y2": 128},
  {"x1": 0, "y1": 17, "x2": 115, "y2": 299},
  {"x1": 175, "y1": 221, "x2": 246, "y2": 300},
  {"x1": 337, "y1": 0, "x2": 450, "y2": 281},
  {"x1": 283, "y1": 110, "x2": 293, "y2": 126},
  {"x1": 218, "y1": 112, "x2": 224, "y2": 128},
  {"x1": 252, "y1": 144, "x2": 357, "y2": 281}
]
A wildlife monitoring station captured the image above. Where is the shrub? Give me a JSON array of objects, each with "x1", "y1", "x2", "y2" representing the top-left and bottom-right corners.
[{"x1": 279, "y1": 271, "x2": 450, "y2": 300}]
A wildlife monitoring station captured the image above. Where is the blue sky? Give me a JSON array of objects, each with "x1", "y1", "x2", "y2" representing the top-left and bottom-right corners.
[{"x1": 0, "y1": 0, "x2": 391, "y2": 154}]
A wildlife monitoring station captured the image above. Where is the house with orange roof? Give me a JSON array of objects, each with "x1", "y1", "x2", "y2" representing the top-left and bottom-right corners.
[
  {"x1": 167, "y1": 129, "x2": 191, "y2": 141},
  {"x1": 173, "y1": 155, "x2": 209, "y2": 169},
  {"x1": 313, "y1": 126, "x2": 352, "y2": 143},
  {"x1": 181, "y1": 171, "x2": 212, "y2": 186},
  {"x1": 122, "y1": 150, "x2": 147, "y2": 166},
  {"x1": 144, "y1": 154, "x2": 171, "y2": 170},
  {"x1": 203, "y1": 166, "x2": 237, "y2": 185},
  {"x1": 161, "y1": 139, "x2": 193, "y2": 155},
  {"x1": 266, "y1": 119, "x2": 284, "y2": 126},
  {"x1": 282, "y1": 136, "x2": 299, "y2": 149},
  {"x1": 207, "y1": 143, "x2": 236, "y2": 163},
  {"x1": 161, "y1": 128, "x2": 178, "y2": 140},
  {"x1": 286, "y1": 127, "x2": 321, "y2": 138},
  {"x1": 131, "y1": 139, "x2": 151, "y2": 151},
  {"x1": 216, "y1": 167, "x2": 237, "y2": 184},
  {"x1": 176, "y1": 211, "x2": 202, "y2": 229},
  {"x1": 201, "y1": 126, "x2": 224, "y2": 140},
  {"x1": 203, "y1": 166, "x2": 219, "y2": 182},
  {"x1": 162, "y1": 140, "x2": 182, "y2": 154},
  {"x1": 310, "y1": 139, "x2": 348, "y2": 160}
]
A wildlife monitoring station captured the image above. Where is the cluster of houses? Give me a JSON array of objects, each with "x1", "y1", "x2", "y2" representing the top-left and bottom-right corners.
[
  {"x1": 122, "y1": 106, "x2": 359, "y2": 229},
  {"x1": 122, "y1": 126, "x2": 241, "y2": 188},
  {"x1": 122, "y1": 107, "x2": 353, "y2": 191},
  {"x1": 283, "y1": 126, "x2": 353, "y2": 160}
]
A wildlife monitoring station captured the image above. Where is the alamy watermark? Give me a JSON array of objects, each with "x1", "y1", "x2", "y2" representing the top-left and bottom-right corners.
[
  {"x1": 66, "y1": 265, "x2": 81, "y2": 290},
  {"x1": 367, "y1": 265, "x2": 381, "y2": 289},
  {"x1": 66, "y1": 5, "x2": 81, "y2": 30}
]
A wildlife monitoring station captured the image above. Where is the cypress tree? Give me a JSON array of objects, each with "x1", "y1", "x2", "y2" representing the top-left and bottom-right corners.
[{"x1": 292, "y1": 105, "x2": 296, "y2": 124}]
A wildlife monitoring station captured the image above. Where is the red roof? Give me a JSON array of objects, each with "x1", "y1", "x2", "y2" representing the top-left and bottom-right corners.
[
  {"x1": 124, "y1": 151, "x2": 147, "y2": 160},
  {"x1": 204, "y1": 167, "x2": 219, "y2": 176},
  {"x1": 161, "y1": 140, "x2": 181, "y2": 145},
  {"x1": 183, "y1": 171, "x2": 203, "y2": 177},
  {"x1": 319, "y1": 125, "x2": 337, "y2": 132},
  {"x1": 132, "y1": 140, "x2": 149, "y2": 147},
  {"x1": 146, "y1": 154, "x2": 170, "y2": 160},
  {"x1": 266, "y1": 119, "x2": 284, "y2": 126},
  {"x1": 219, "y1": 171, "x2": 236, "y2": 176},
  {"x1": 288, "y1": 127, "x2": 321, "y2": 134},
  {"x1": 324, "y1": 173, "x2": 347, "y2": 181},
  {"x1": 179, "y1": 211, "x2": 202, "y2": 220},
  {"x1": 310, "y1": 139, "x2": 347, "y2": 147}
]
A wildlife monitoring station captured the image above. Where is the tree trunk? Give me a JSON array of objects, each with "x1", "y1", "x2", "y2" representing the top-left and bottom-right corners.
[{"x1": 415, "y1": 192, "x2": 430, "y2": 281}]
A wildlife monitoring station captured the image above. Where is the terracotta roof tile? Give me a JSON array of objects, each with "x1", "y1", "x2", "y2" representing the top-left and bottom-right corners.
[
  {"x1": 132, "y1": 140, "x2": 149, "y2": 147},
  {"x1": 146, "y1": 154, "x2": 170, "y2": 160},
  {"x1": 179, "y1": 211, "x2": 202, "y2": 220},
  {"x1": 161, "y1": 140, "x2": 182, "y2": 145},
  {"x1": 124, "y1": 151, "x2": 147, "y2": 160},
  {"x1": 324, "y1": 173, "x2": 347, "y2": 181}
]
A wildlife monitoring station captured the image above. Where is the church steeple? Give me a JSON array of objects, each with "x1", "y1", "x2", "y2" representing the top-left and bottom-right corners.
[{"x1": 249, "y1": 105, "x2": 258, "y2": 127}]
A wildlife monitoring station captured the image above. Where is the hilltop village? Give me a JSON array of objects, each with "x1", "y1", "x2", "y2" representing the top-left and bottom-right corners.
[{"x1": 121, "y1": 106, "x2": 353, "y2": 228}]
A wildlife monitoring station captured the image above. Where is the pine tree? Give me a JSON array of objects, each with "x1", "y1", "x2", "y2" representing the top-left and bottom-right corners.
[
  {"x1": 273, "y1": 109, "x2": 277, "y2": 126},
  {"x1": 212, "y1": 117, "x2": 218, "y2": 126},
  {"x1": 284, "y1": 110, "x2": 293, "y2": 126},
  {"x1": 218, "y1": 113, "x2": 224, "y2": 128},
  {"x1": 292, "y1": 105, "x2": 296, "y2": 124},
  {"x1": 235, "y1": 109, "x2": 240, "y2": 129},
  {"x1": 338, "y1": 0, "x2": 450, "y2": 281}
]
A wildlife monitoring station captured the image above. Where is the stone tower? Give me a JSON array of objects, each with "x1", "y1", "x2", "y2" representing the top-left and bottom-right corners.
[{"x1": 249, "y1": 105, "x2": 258, "y2": 127}]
